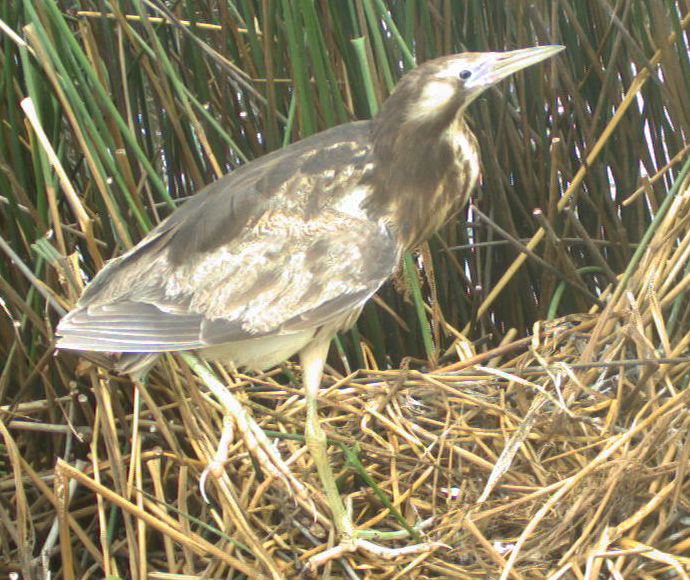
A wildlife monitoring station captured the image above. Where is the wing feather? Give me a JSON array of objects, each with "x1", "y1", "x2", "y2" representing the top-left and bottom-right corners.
[{"x1": 57, "y1": 121, "x2": 400, "y2": 356}]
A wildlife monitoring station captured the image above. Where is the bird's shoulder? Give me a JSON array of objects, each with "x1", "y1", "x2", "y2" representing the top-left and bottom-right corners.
[{"x1": 165, "y1": 120, "x2": 376, "y2": 261}]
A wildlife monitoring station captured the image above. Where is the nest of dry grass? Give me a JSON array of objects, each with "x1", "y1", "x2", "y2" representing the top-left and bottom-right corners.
[{"x1": 5, "y1": 172, "x2": 690, "y2": 580}]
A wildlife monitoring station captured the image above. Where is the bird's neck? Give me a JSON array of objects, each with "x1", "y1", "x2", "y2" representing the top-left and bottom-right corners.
[{"x1": 366, "y1": 110, "x2": 480, "y2": 250}]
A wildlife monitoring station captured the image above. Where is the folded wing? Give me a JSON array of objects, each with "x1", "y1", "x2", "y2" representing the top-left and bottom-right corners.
[{"x1": 57, "y1": 121, "x2": 399, "y2": 355}]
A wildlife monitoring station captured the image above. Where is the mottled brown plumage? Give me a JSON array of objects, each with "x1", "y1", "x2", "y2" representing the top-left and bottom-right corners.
[
  {"x1": 56, "y1": 46, "x2": 563, "y2": 562},
  {"x1": 58, "y1": 121, "x2": 397, "y2": 375}
]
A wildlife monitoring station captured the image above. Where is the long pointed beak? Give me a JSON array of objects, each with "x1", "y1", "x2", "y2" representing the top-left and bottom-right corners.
[{"x1": 467, "y1": 45, "x2": 564, "y2": 89}]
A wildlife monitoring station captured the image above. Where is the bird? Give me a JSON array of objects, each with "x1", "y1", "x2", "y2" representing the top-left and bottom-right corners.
[{"x1": 56, "y1": 45, "x2": 564, "y2": 564}]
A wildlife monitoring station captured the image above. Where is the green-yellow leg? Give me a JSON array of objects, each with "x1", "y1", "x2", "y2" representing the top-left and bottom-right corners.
[
  {"x1": 299, "y1": 338, "x2": 443, "y2": 570},
  {"x1": 300, "y1": 337, "x2": 354, "y2": 540}
]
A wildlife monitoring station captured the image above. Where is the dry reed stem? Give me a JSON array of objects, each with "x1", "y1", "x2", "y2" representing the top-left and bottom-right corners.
[
  {"x1": 4, "y1": 4, "x2": 690, "y2": 578},
  {"x1": 21, "y1": 273, "x2": 690, "y2": 578}
]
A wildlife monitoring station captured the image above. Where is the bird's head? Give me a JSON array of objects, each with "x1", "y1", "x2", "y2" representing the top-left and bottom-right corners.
[
  {"x1": 375, "y1": 45, "x2": 564, "y2": 127},
  {"x1": 367, "y1": 46, "x2": 564, "y2": 249}
]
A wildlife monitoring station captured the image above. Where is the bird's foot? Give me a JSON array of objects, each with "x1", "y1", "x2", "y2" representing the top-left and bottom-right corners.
[
  {"x1": 199, "y1": 414, "x2": 235, "y2": 501},
  {"x1": 305, "y1": 515, "x2": 445, "y2": 572},
  {"x1": 199, "y1": 410, "x2": 310, "y2": 506},
  {"x1": 306, "y1": 533, "x2": 445, "y2": 572},
  {"x1": 183, "y1": 354, "x2": 311, "y2": 505}
]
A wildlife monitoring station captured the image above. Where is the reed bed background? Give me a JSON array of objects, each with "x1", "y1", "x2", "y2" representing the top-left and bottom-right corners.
[{"x1": 2, "y1": 0, "x2": 690, "y2": 578}]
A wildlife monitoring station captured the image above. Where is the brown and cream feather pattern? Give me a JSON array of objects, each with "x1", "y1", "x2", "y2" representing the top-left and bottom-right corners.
[{"x1": 58, "y1": 123, "x2": 399, "y2": 369}]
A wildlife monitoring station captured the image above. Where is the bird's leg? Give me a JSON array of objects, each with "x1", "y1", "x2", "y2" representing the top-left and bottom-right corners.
[
  {"x1": 300, "y1": 340, "x2": 443, "y2": 571},
  {"x1": 180, "y1": 352, "x2": 310, "y2": 504},
  {"x1": 300, "y1": 338, "x2": 354, "y2": 539}
]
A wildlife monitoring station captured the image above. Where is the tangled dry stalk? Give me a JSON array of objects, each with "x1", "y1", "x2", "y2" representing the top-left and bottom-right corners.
[{"x1": 4, "y1": 170, "x2": 690, "y2": 579}]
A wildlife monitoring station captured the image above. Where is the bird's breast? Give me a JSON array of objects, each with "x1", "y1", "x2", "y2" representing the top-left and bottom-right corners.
[{"x1": 447, "y1": 123, "x2": 480, "y2": 189}]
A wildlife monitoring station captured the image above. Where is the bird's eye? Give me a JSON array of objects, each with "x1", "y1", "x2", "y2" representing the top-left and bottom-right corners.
[{"x1": 458, "y1": 69, "x2": 472, "y2": 80}]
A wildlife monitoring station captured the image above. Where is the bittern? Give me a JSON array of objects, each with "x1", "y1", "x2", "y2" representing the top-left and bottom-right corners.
[{"x1": 57, "y1": 46, "x2": 563, "y2": 563}]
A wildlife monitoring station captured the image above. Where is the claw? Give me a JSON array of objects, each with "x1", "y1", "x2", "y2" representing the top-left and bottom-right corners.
[
  {"x1": 198, "y1": 464, "x2": 212, "y2": 504},
  {"x1": 185, "y1": 356, "x2": 311, "y2": 506}
]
